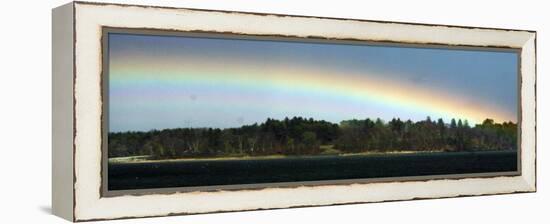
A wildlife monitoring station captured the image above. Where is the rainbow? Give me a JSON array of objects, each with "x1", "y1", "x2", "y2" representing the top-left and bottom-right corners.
[{"x1": 109, "y1": 59, "x2": 516, "y2": 125}]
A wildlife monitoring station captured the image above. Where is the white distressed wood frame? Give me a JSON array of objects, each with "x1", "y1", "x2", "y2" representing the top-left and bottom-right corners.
[{"x1": 52, "y1": 1, "x2": 536, "y2": 222}]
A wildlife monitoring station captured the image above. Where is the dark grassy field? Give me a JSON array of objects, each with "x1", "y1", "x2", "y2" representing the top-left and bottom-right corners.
[{"x1": 108, "y1": 150, "x2": 518, "y2": 190}]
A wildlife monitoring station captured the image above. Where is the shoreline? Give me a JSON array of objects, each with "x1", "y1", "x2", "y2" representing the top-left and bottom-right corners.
[{"x1": 107, "y1": 150, "x2": 515, "y2": 164}]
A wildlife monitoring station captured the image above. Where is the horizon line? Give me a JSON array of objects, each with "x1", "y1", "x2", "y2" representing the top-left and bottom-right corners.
[{"x1": 108, "y1": 116, "x2": 517, "y2": 133}]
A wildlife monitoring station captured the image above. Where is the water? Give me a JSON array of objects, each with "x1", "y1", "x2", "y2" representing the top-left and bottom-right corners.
[{"x1": 108, "y1": 150, "x2": 517, "y2": 190}]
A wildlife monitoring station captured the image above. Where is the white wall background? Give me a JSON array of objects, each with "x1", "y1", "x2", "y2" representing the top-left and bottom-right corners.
[{"x1": 0, "y1": 0, "x2": 546, "y2": 223}]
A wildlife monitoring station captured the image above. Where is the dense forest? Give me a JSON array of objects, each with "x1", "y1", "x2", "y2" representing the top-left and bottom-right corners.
[{"x1": 108, "y1": 117, "x2": 517, "y2": 159}]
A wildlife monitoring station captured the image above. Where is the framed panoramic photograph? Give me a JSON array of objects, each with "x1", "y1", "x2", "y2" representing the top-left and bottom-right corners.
[{"x1": 52, "y1": 1, "x2": 536, "y2": 222}]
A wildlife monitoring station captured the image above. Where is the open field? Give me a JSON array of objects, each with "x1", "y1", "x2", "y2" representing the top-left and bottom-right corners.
[{"x1": 108, "y1": 150, "x2": 518, "y2": 190}]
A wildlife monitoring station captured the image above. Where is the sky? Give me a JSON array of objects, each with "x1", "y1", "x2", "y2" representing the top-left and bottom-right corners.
[{"x1": 108, "y1": 32, "x2": 518, "y2": 132}]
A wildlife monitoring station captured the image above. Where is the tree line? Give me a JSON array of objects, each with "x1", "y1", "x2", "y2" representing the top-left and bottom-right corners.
[{"x1": 108, "y1": 116, "x2": 517, "y2": 159}]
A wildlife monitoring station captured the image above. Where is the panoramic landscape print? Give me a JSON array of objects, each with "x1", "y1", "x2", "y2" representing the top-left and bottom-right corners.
[{"x1": 106, "y1": 31, "x2": 519, "y2": 190}]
